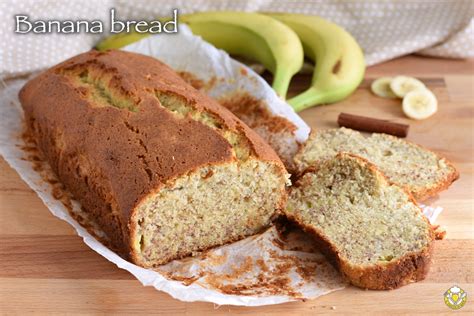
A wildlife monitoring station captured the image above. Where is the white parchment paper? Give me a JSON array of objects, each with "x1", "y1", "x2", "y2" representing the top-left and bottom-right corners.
[{"x1": 0, "y1": 26, "x2": 443, "y2": 306}]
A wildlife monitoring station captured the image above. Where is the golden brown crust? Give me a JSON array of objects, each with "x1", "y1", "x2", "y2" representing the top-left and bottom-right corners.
[
  {"x1": 340, "y1": 242, "x2": 433, "y2": 290},
  {"x1": 380, "y1": 134, "x2": 459, "y2": 201},
  {"x1": 286, "y1": 213, "x2": 433, "y2": 290},
  {"x1": 288, "y1": 153, "x2": 435, "y2": 290},
  {"x1": 406, "y1": 150, "x2": 459, "y2": 201},
  {"x1": 19, "y1": 49, "x2": 286, "y2": 260}
]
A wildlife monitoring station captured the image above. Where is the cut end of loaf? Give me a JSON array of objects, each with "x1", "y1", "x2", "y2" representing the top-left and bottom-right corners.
[
  {"x1": 287, "y1": 153, "x2": 434, "y2": 289},
  {"x1": 128, "y1": 88, "x2": 289, "y2": 267},
  {"x1": 131, "y1": 158, "x2": 287, "y2": 267}
]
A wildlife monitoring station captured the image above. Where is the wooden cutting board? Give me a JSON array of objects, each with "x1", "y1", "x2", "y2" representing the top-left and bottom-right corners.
[{"x1": 1, "y1": 56, "x2": 473, "y2": 314}]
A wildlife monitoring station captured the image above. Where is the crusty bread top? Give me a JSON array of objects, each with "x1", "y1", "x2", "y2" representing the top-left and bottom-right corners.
[
  {"x1": 294, "y1": 127, "x2": 459, "y2": 200},
  {"x1": 19, "y1": 50, "x2": 285, "y2": 219}
]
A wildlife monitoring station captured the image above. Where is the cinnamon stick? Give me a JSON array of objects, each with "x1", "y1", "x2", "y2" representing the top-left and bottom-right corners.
[{"x1": 337, "y1": 113, "x2": 409, "y2": 137}]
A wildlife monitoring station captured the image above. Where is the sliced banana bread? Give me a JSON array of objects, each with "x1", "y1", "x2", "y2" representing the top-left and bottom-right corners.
[
  {"x1": 286, "y1": 153, "x2": 434, "y2": 290},
  {"x1": 19, "y1": 50, "x2": 289, "y2": 267},
  {"x1": 294, "y1": 127, "x2": 458, "y2": 200}
]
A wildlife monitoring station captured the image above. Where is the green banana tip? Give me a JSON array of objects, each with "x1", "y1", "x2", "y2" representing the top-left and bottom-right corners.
[{"x1": 288, "y1": 88, "x2": 325, "y2": 112}]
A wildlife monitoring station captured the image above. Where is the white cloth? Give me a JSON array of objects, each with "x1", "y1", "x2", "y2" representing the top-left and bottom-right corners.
[{"x1": 1, "y1": 0, "x2": 473, "y2": 77}]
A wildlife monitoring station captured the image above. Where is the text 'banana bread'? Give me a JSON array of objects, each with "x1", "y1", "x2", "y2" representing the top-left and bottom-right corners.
[
  {"x1": 286, "y1": 153, "x2": 434, "y2": 289},
  {"x1": 19, "y1": 50, "x2": 289, "y2": 267},
  {"x1": 294, "y1": 127, "x2": 458, "y2": 200}
]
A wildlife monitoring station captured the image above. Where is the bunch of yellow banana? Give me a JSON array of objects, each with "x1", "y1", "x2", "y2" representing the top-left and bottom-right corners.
[
  {"x1": 267, "y1": 13, "x2": 365, "y2": 111},
  {"x1": 179, "y1": 12, "x2": 303, "y2": 99},
  {"x1": 96, "y1": 12, "x2": 366, "y2": 112}
]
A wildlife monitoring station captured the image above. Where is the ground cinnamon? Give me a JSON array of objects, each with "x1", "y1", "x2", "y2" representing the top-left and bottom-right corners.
[{"x1": 337, "y1": 112, "x2": 409, "y2": 137}]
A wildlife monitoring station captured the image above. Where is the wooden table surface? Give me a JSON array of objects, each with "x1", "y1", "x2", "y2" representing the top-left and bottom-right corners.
[{"x1": 1, "y1": 56, "x2": 473, "y2": 314}]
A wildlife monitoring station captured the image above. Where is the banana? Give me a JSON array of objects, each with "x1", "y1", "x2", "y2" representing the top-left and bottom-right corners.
[
  {"x1": 96, "y1": 31, "x2": 149, "y2": 51},
  {"x1": 402, "y1": 89, "x2": 438, "y2": 120},
  {"x1": 267, "y1": 13, "x2": 365, "y2": 112},
  {"x1": 371, "y1": 77, "x2": 397, "y2": 99},
  {"x1": 390, "y1": 76, "x2": 426, "y2": 98},
  {"x1": 180, "y1": 12, "x2": 304, "y2": 99}
]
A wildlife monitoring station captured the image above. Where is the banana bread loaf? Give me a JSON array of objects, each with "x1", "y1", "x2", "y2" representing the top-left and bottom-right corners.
[
  {"x1": 20, "y1": 50, "x2": 289, "y2": 267},
  {"x1": 294, "y1": 127, "x2": 459, "y2": 200},
  {"x1": 287, "y1": 153, "x2": 434, "y2": 289}
]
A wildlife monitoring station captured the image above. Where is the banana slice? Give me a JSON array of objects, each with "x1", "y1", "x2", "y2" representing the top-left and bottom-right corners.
[
  {"x1": 371, "y1": 77, "x2": 397, "y2": 98},
  {"x1": 390, "y1": 76, "x2": 426, "y2": 98},
  {"x1": 402, "y1": 89, "x2": 438, "y2": 120}
]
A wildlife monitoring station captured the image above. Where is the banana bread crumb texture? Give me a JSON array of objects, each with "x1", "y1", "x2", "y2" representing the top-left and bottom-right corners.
[
  {"x1": 287, "y1": 153, "x2": 434, "y2": 289},
  {"x1": 294, "y1": 127, "x2": 459, "y2": 200}
]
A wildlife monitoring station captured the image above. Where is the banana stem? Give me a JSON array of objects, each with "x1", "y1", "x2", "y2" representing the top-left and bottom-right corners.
[
  {"x1": 271, "y1": 70, "x2": 291, "y2": 99},
  {"x1": 288, "y1": 87, "x2": 326, "y2": 112}
]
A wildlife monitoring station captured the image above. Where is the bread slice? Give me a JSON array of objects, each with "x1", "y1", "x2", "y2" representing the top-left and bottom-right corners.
[
  {"x1": 286, "y1": 153, "x2": 434, "y2": 290},
  {"x1": 294, "y1": 127, "x2": 459, "y2": 200}
]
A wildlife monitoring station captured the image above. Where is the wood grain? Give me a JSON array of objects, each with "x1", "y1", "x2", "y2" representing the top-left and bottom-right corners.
[
  {"x1": 0, "y1": 56, "x2": 473, "y2": 314},
  {"x1": 0, "y1": 237, "x2": 472, "y2": 282}
]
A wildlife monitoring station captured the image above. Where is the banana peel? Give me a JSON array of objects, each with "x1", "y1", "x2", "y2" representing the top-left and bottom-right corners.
[
  {"x1": 180, "y1": 12, "x2": 303, "y2": 99},
  {"x1": 268, "y1": 13, "x2": 366, "y2": 112},
  {"x1": 95, "y1": 31, "x2": 149, "y2": 51}
]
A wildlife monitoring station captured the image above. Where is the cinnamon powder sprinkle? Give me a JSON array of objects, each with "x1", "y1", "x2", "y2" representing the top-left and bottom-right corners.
[
  {"x1": 256, "y1": 259, "x2": 269, "y2": 273},
  {"x1": 218, "y1": 92, "x2": 297, "y2": 134},
  {"x1": 177, "y1": 71, "x2": 217, "y2": 92},
  {"x1": 201, "y1": 250, "x2": 228, "y2": 266}
]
